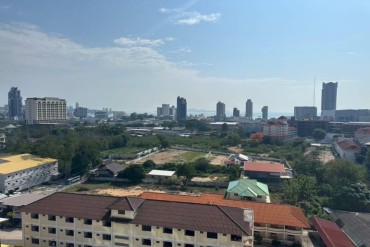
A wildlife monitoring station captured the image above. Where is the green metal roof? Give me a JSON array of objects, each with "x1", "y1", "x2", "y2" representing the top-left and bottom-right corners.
[{"x1": 227, "y1": 179, "x2": 269, "y2": 198}]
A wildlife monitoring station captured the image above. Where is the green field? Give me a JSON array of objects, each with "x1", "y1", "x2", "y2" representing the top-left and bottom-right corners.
[{"x1": 171, "y1": 151, "x2": 206, "y2": 163}]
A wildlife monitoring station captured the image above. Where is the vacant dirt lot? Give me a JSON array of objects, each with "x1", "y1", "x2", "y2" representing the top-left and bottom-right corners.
[
  {"x1": 93, "y1": 187, "x2": 165, "y2": 197},
  {"x1": 208, "y1": 154, "x2": 228, "y2": 165},
  {"x1": 136, "y1": 150, "x2": 189, "y2": 164}
]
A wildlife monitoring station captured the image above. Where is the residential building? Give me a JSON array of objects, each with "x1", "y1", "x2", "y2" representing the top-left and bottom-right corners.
[
  {"x1": 25, "y1": 97, "x2": 67, "y2": 124},
  {"x1": 261, "y1": 106, "x2": 268, "y2": 120},
  {"x1": 95, "y1": 111, "x2": 108, "y2": 119},
  {"x1": 74, "y1": 107, "x2": 88, "y2": 119},
  {"x1": 227, "y1": 153, "x2": 249, "y2": 166},
  {"x1": 216, "y1": 101, "x2": 226, "y2": 120},
  {"x1": 243, "y1": 161, "x2": 291, "y2": 184},
  {"x1": 8, "y1": 87, "x2": 23, "y2": 119},
  {"x1": 156, "y1": 107, "x2": 162, "y2": 117},
  {"x1": 162, "y1": 104, "x2": 170, "y2": 116},
  {"x1": 0, "y1": 133, "x2": 5, "y2": 149},
  {"x1": 20, "y1": 192, "x2": 253, "y2": 247},
  {"x1": 310, "y1": 217, "x2": 355, "y2": 247},
  {"x1": 0, "y1": 154, "x2": 58, "y2": 194},
  {"x1": 169, "y1": 106, "x2": 176, "y2": 118},
  {"x1": 143, "y1": 170, "x2": 176, "y2": 184},
  {"x1": 93, "y1": 160, "x2": 125, "y2": 178},
  {"x1": 321, "y1": 82, "x2": 338, "y2": 120},
  {"x1": 355, "y1": 127, "x2": 370, "y2": 144},
  {"x1": 262, "y1": 116, "x2": 289, "y2": 140},
  {"x1": 225, "y1": 179, "x2": 270, "y2": 203},
  {"x1": 232, "y1": 108, "x2": 240, "y2": 117},
  {"x1": 294, "y1": 106, "x2": 317, "y2": 120},
  {"x1": 176, "y1": 96, "x2": 187, "y2": 121},
  {"x1": 245, "y1": 99, "x2": 253, "y2": 120},
  {"x1": 141, "y1": 192, "x2": 309, "y2": 245},
  {"x1": 237, "y1": 118, "x2": 262, "y2": 135},
  {"x1": 332, "y1": 137, "x2": 364, "y2": 163},
  {"x1": 295, "y1": 120, "x2": 329, "y2": 137}
]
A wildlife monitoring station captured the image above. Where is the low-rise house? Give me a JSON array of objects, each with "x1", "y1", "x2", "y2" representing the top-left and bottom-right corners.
[
  {"x1": 0, "y1": 154, "x2": 58, "y2": 194},
  {"x1": 143, "y1": 170, "x2": 176, "y2": 184},
  {"x1": 20, "y1": 192, "x2": 253, "y2": 247},
  {"x1": 94, "y1": 160, "x2": 125, "y2": 178},
  {"x1": 333, "y1": 137, "x2": 364, "y2": 163},
  {"x1": 225, "y1": 179, "x2": 270, "y2": 203},
  {"x1": 243, "y1": 161, "x2": 291, "y2": 184},
  {"x1": 227, "y1": 153, "x2": 249, "y2": 166},
  {"x1": 141, "y1": 192, "x2": 309, "y2": 246},
  {"x1": 310, "y1": 216, "x2": 355, "y2": 247}
]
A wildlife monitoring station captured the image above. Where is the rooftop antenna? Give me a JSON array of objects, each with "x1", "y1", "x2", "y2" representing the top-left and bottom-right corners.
[{"x1": 313, "y1": 77, "x2": 316, "y2": 107}]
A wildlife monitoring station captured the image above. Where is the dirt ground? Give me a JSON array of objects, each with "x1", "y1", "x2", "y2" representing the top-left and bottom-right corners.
[
  {"x1": 93, "y1": 187, "x2": 165, "y2": 197},
  {"x1": 228, "y1": 146, "x2": 244, "y2": 153},
  {"x1": 208, "y1": 154, "x2": 228, "y2": 165},
  {"x1": 136, "y1": 150, "x2": 188, "y2": 164},
  {"x1": 318, "y1": 150, "x2": 335, "y2": 164}
]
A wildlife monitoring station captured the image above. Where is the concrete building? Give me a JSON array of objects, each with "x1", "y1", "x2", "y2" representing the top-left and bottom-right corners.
[
  {"x1": 261, "y1": 106, "x2": 268, "y2": 120},
  {"x1": 332, "y1": 137, "x2": 364, "y2": 163},
  {"x1": 8, "y1": 87, "x2": 23, "y2": 119},
  {"x1": 237, "y1": 118, "x2": 262, "y2": 135},
  {"x1": 335, "y1": 109, "x2": 370, "y2": 122},
  {"x1": 95, "y1": 111, "x2": 108, "y2": 119},
  {"x1": 294, "y1": 106, "x2": 317, "y2": 120},
  {"x1": 25, "y1": 97, "x2": 67, "y2": 124},
  {"x1": 162, "y1": 104, "x2": 170, "y2": 116},
  {"x1": 0, "y1": 133, "x2": 5, "y2": 149},
  {"x1": 143, "y1": 170, "x2": 176, "y2": 184},
  {"x1": 141, "y1": 192, "x2": 309, "y2": 246},
  {"x1": 20, "y1": 192, "x2": 253, "y2": 247},
  {"x1": 355, "y1": 127, "x2": 370, "y2": 144},
  {"x1": 216, "y1": 101, "x2": 226, "y2": 119},
  {"x1": 233, "y1": 108, "x2": 240, "y2": 117},
  {"x1": 321, "y1": 82, "x2": 338, "y2": 120},
  {"x1": 225, "y1": 179, "x2": 270, "y2": 203},
  {"x1": 245, "y1": 99, "x2": 253, "y2": 120},
  {"x1": 243, "y1": 161, "x2": 291, "y2": 184},
  {"x1": 176, "y1": 96, "x2": 187, "y2": 121},
  {"x1": 74, "y1": 107, "x2": 88, "y2": 119},
  {"x1": 262, "y1": 116, "x2": 289, "y2": 140},
  {"x1": 0, "y1": 154, "x2": 58, "y2": 193}
]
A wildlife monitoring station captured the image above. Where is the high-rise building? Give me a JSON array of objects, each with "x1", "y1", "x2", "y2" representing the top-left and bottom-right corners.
[
  {"x1": 25, "y1": 97, "x2": 67, "y2": 124},
  {"x1": 74, "y1": 107, "x2": 88, "y2": 119},
  {"x1": 245, "y1": 99, "x2": 253, "y2": 120},
  {"x1": 8, "y1": 87, "x2": 23, "y2": 118},
  {"x1": 294, "y1": 106, "x2": 317, "y2": 120},
  {"x1": 233, "y1": 108, "x2": 240, "y2": 117},
  {"x1": 157, "y1": 107, "x2": 162, "y2": 117},
  {"x1": 216, "y1": 101, "x2": 226, "y2": 119},
  {"x1": 176, "y1": 96, "x2": 187, "y2": 121},
  {"x1": 162, "y1": 104, "x2": 170, "y2": 116},
  {"x1": 321, "y1": 82, "x2": 338, "y2": 120},
  {"x1": 262, "y1": 106, "x2": 268, "y2": 120}
]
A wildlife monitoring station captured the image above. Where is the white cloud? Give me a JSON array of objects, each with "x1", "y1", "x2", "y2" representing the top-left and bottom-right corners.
[
  {"x1": 159, "y1": 7, "x2": 221, "y2": 25},
  {"x1": 114, "y1": 37, "x2": 167, "y2": 47},
  {"x1": 346, "y1": 51, "x2": 354, "y2": 55},
  {"x1": 176, "y1": 12, "x2": 221, "y2": 25}
]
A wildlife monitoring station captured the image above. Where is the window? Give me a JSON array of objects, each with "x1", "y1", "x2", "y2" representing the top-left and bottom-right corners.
[
  {"x1": 115, "y1": 243, "x2": 129, "y2": 247},
  {"x1": 142, "y1": 239, "x2": 151, "y2": 246},
  {"x1": 84, "y1": 219, "x2": 92, "y2": 225},
  {"x1": 31, "y1": 225, "x2": 39, "y2": 232},
  {"x1": 48, "y1": 227, "x2": 56, "y2": 234},
  {"x1": 66, "y1": 244, "x2": 74, "y2": 247},
  {"x1": 49, "y1": 240, "x2": 57, "y2": 247},
  {"x1": 103, "y1": 234, "x2": 111, "y2": 241},
  {"x1": 270, "y1": 233, "x2": 278, "y2": 239},
  {"x1": 142, "y1": 225, "x2": 151, "y2": 231},
  {"x1": 48, "y1": 215, "x2": 56, "y2": 221},
  {"x1": 31, "y1": 238, "x2": 39, "y2": 244},
  {"x1": 163, "y1": 228, "x2": 173, "y2": 234},
  {"x1": 84, "y1": 232, "x2": 92, "y2": 239},
  {"x1": 184, "y1": 245, "x2": 194, "y2": 247},
  {"x1": 31, "y1": 213, "x2": 39, "y2": 219},
  {"x1": 118, "y1": 210, "x2": 125, "y2": 215},
  {"x1": 103, "y1": 221, "x2": 111, "y2": 227},
  {"x1": 231, "y1": 235, "x2": 242, "y2": 242},
  {"x1": 115, "y1": 235, "x2": 129, "y2": 240},
  {"x1": 163, "y1": 242, "x2": 172, "y2": 247},
  {"x1": 254, "y1": 231, "x2": 260, "y2": 236},
  {"x1": 185, "y1": 230, "x2": 195, "y2": 236},
  {"x1": 66, "y1": 230, "x2": 74, "y2": 236},
  {"x1": 207, "y1": 232, "x2": 218, "y2": 239},
  {"x1": 65, "y1": 217, "x2": 74, "y2": 223},
  {"x1": 287, "y1": 235, "x2": 295, "y2": 242}
]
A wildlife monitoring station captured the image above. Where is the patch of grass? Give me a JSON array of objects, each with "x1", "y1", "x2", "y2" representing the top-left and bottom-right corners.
[
  {"x1": 101, "y1": 146, "x2": 145, "y2": 155},
  {"x1": 63, "y1": 182, "x2": 114, "y2": 193},
  {"x1": 173, "y1": 152, "x2": 206, "y2": 163}
]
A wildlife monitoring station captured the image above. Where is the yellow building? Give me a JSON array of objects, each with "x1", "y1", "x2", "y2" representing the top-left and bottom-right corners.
[
  {"x1": 20, "y1": 192, "x2": 253, "y2": 247},
  {"x1": 0, "y1": 154, "x2": 58, "y2": 193}
]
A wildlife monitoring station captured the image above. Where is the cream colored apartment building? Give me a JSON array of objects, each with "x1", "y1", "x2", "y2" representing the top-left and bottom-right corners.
[
  {"x1": 21, "y1": 193, "x2": 253, "y2": 247},
  {"x1": 25, "y1": 97, "x2": 67, "y2": 124},
  {"x1": 0, "y1": 154, "x2": 58, "y2": 193}
]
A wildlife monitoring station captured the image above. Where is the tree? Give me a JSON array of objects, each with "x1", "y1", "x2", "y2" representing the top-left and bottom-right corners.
[
  {"x1": 194, "y1": 157, "x2": 210, "y2": 173},
  {"x1": 221, "y1": 123, "x2": 228, "y2": 133},
  {"x1": 330, "y1": 182, "x2": 370, "y2": 212},
  {"x1": 282, "y1": 175, "x2": 317, "y2": 207},
  {"x1": 70, "y1": 142, "x2": 101, "y2": 176},
  {"x1": 325, "y1": 159, "x2": 366, "y2": 187},
  {"x1": 157, "y1": 135, "x2": 170, "y2": 149},
  {"x1": 227, "y1": 164, "x2": 241, "y2": 181},
  {"x1": 143, "y1": 160, "x2": 156, "y2": 170},
  {"x1": 117, "y1": 165, "x2": 145, "y2": 183},
  {"x1": 176, "y1": 163, "x2": 196, "y2": 185},
  {"x1": 312, "y1": 128, "x2": 326, "y2": 142}
]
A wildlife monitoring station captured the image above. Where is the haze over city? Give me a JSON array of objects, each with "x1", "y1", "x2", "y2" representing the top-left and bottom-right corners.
[{"x1": 1, "y1": 0, "x2": 370, "y2": 113}]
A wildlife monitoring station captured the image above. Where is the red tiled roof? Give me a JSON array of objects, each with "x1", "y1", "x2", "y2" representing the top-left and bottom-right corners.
[
  {"x1": 140, "y1": 192, "x2": 309, "y2": 228},
  {"x1": 243, "y1": 161, "x2": 285, "y2": 173},
  {"x1": 311, "y1": 217, "x2": 355, "y2": 247}
]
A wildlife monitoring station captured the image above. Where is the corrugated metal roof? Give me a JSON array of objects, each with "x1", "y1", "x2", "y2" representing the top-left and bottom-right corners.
[
  {"x1": 0, "y1": 154, "x2": 57, "y2": 174},
  {"x1": 227, "y1": 179, "x2": 269, "y2": 197},
  {"x1": 148, "y1": 170, "x2": 175, "y2": 177}
]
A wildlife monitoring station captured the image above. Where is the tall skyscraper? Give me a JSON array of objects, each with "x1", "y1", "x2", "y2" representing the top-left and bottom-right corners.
[
  {"x1": 245, "y1": 99, "x2": 253, "y2": 119},
  {"x1": 321, "y1": 82, "x2": 338, "y2": 120},
  {"x1": 176, "y1": 96, "x2": 187, "y2": 121},
  {"x1": 8, "y1": 87, "x2": 23, "y2": 118},
  {"x1": 262, "y1": 106, "x2": 268, "y2": 120},
  {"x1": 233, "y1": 107, "x2": 240, "y2": 117},
  {"x1": 162, "y1": 104, "x2": 170, "y2": 116},
  {"x1": 216, "y1": 101, "x2": 226, "y2": 119}
]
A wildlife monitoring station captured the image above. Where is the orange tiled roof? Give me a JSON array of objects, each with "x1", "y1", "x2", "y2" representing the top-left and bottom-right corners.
[
  {"x1": 243, "y1": 161, "x2": 285, "y2": 173},
  {"x1": 140, "y1": 192, "x2": 309, "y2": 228}
]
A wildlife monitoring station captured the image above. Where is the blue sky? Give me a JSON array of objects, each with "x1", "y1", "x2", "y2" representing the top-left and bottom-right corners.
[{"x1": 0, "y1": 0, "x2": 369, "y2": 115}]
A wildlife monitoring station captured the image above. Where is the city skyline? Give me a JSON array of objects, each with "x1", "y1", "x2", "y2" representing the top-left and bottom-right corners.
[{"x1": 1, "y1": 1, "x2": 370, "y2": 113}]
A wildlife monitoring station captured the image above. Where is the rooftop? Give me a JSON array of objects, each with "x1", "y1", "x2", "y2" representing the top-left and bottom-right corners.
[
  {"x1": 147, "y1": 170, "x2": 176, "y2": 177},
  {"x1": 0, "y1": 154, "x2": 57, "y2": 175},
  {"x1": 227, "y1": 179, "x2": 269, "y2": 197},
  {"x1": 140, "y1": 192, "x2": 309, "y2": 228},
  {"x1": 310, "y1": 216, "x2": 354, "y2": 247},
  {"x1": 0, "y1": 193, "x2": 47, "y2": 208},
  {"x1": 243, "y1": 161, "x2": 285, "y2": 173}
]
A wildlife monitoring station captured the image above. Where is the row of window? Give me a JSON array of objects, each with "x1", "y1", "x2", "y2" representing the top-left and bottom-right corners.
[
  {"x1": 30, "y1": 215, "x2": 111, "y2": 227},
  {"x1": 29, "y1": 226, "x2": 111, "y2": 240}
]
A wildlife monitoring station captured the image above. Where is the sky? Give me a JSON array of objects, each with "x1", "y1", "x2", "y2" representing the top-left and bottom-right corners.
[{"x1": 0, "y1": 0, "x2": 369, "y2": 116}]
